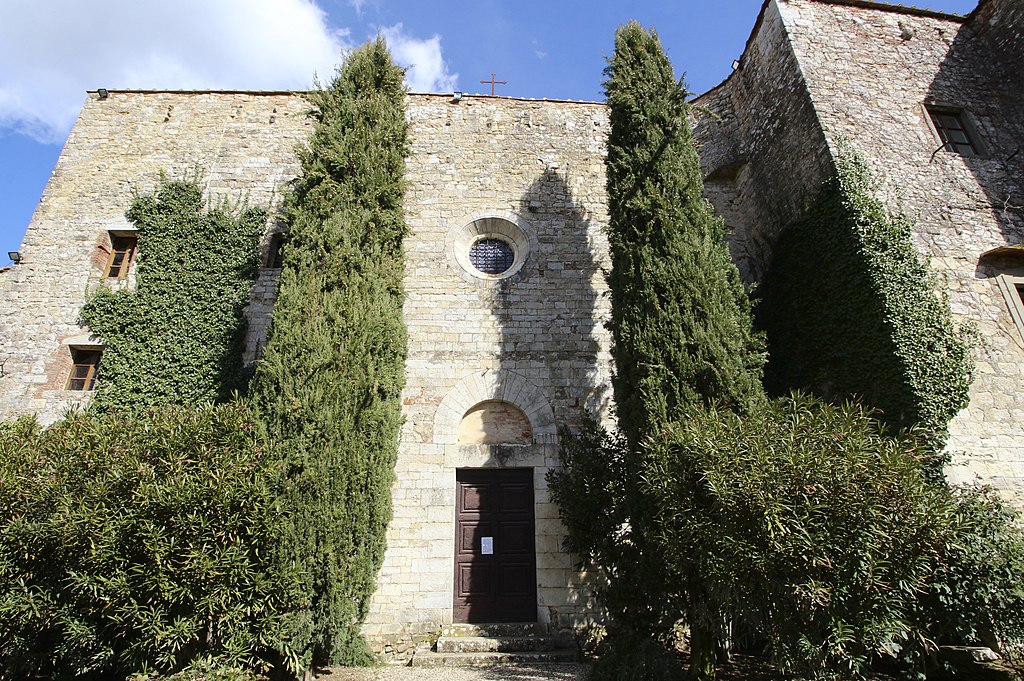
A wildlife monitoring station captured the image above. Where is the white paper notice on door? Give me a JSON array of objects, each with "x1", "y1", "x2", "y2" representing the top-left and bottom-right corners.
[{"x1": 481, "y1": 536, "x2": 494, "y2": 555}]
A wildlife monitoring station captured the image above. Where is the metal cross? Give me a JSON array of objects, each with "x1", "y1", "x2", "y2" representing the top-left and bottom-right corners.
[{"x1": 479, "y1": 72, "x2": 507, "y2": 96}]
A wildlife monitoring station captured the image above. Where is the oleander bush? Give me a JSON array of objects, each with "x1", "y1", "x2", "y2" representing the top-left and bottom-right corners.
[{"x1": 0, "y1": 405, "x2": 285, "y2": 680}]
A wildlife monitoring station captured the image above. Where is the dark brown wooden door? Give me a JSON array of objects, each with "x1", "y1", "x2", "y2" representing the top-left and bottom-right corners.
[{"x1": 454, "y1": 468, "x2": 537, "y2": 623}]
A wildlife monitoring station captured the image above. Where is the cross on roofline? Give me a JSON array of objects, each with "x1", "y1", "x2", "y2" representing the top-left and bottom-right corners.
[{"x1": 479, "y1": 73, "x2": 507, "y2": 96}]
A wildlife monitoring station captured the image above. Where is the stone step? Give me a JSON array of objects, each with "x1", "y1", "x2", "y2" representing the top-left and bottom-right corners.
[
  {"x1": 440, "y1": 622, "x2": 544, "y2": 638},
  {"x1": 436, "y1": 635, "x2": 560, "y2": 653},
  {"x1": 411, "y1": 649, "x2": 578, "y2": 667}
]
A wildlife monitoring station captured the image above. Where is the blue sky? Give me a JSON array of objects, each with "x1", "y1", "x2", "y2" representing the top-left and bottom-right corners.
[{"x1": 0, "y1": 0, "x2": 976, "y2": 261}]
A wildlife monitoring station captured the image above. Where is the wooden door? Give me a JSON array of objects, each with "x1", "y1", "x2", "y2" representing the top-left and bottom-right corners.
[{"x1": 454, "y1": 468, "x2": 537, "y2": 623}]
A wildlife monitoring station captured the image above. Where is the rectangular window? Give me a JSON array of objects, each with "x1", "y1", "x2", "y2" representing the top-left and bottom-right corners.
[
  {"x1": 66, "y1": 348, "x2": 102, "y2": 391},
  {"x1": 927, "y1": 106, "x2": 980, "y2": 157},
  {"x1": 105, "y1": 235, "x2": 137, "y2": 279}
]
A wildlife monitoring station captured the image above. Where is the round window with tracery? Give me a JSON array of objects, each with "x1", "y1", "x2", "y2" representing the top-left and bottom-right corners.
[{"x1": 469, "y1": 238, "x2": 515, "y2": 275}]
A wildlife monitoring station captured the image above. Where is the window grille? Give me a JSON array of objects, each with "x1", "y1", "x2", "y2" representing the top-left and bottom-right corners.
[{"x1": 469, "y1": 238, "x2": 515, "y2": 275}]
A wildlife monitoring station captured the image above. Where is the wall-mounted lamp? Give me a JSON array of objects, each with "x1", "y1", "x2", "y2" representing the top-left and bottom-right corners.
[
  {"x1": 97, "y1": 88, "x2": 109, "y2": 100},
  {"x1": 452, "y1": 91, "x2": 463, "y2": 103},
  {"x1": 7, "y1": 251, "x2": 22, "y2": 264},
  {"x1": 731, "y1": 60, "x2": 741, "y2": 71}
]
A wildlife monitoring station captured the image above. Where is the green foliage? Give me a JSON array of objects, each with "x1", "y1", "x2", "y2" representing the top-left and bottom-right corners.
[
  {"x1": 0, "y1": 406, "x2": 285, "y2": 680},
  {"x1": 923, "y1": 486, "x2": 1024, "y2": 652},
  {"x1": 548, "y1": 423, "x2": 683, "y2": 634},
  {"x1": 590, "y1": 635, "x2": 686, "y2": 681},
  {"x1": 81, "y1": 179, "x2": 265, "y2": 410},
  {"x1": 249, "y1": 37, "x2": 408, "y2": 672},
  {"x1": 759, "y1": 145, "x2": 973, "y2": 456},
  {"x1": 604, "y1": 21, "x2": 766, "y2": 450},
  {"x1": 590, "y1": 22, "x2": 768, "y2": 678},
  {"x1": 642, "y1": 395, "x2": 952, "y2": 680}
]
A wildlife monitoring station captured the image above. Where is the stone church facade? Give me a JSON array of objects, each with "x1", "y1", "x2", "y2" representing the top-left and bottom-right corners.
[{"x1": 0, "y1": 0, "x2": 1021, "y2": 656}]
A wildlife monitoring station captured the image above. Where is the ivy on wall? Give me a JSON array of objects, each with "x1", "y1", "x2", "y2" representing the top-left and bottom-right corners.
[
  {"x1": 759, "y1": 144, "x2": 974, "y2": 456},
  {"x1": 81, "y1": 179, "x2": 265, "y2": 410},
  {"x1": 248, "y1": 38, "x2": 409, "y2": 671}
]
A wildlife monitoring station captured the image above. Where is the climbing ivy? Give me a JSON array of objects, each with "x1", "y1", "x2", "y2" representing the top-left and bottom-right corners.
[
  {"x1": 759, "y1": 144, "x2": 974, "y2": 458},
  {"x1": 249, "y1": 37, "x2": 409, "y2": 672},
  {"x1": 81, "y1": 179, "x2": 264, "y2": 410}
]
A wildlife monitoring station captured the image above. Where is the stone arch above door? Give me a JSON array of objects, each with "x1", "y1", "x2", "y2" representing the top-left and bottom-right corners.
[{"x1": 434, "y1": 370, "x2": 557, "y2": 446}]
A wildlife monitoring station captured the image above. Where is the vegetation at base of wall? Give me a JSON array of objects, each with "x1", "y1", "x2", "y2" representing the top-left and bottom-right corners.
[
  {"x1": 643, "y1": 395, "x2": 951, "y2": 680},
  {"x1": 589, "y1": 635, "x2": 686, "y2": 681},
  {"x1": 248, "y1": 37, "x2": 409, "y2": 673},
  {"x1": 0, "y1": 405, "x2": 285, "y2": 680},
  {"x1": 922, "y1": 485, "x2": 1024, "y2": 655},
  {"x1": 758, "y1": 144, "x2": 974, "y2": 460},
  {"x1": 81, "y1": 178, "x2": 265, "y2": 411}
]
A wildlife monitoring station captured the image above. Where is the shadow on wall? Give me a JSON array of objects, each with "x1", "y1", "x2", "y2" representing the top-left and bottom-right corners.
[
  {"x1": 454, "y1": 168, "x2": 607, "y2": 625},
  {"x1": 926, "y1": 0, "x2": 1024, "y2": 245}
]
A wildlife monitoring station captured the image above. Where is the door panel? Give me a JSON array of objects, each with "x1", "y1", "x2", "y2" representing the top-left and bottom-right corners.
[{"x1": 454, "y1": 468, "x2": 537, "y2": 623}]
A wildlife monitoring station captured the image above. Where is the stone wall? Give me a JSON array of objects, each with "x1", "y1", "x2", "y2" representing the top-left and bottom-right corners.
[
  {"x1": 691, "y1": 0, "x2": 1024, "y2": 506},
  {"x1": 362, "y1": 95, "x2": 612, "y2": 657},
  {"x1": 0, "y1": 91, "x2": 613, "y2": 658},
  {"x1": 777, "y1": 0, "x2": 1024, "y2": 505},
  {"x1": 692, "y1": 0, "x2": 833, "y2": 284},
  {"x1": 0, "y1": 91, "x2": 309, "y2": 422}
]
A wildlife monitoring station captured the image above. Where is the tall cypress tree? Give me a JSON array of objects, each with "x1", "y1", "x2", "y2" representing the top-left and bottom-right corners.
[
  {"x1": 605, "y1": 22, "x2": 765, "y2": 451},
  {"x1": 249, "y1": 39, "x2": 408, "y2": 673},
  {"x1": 604, "y1": 22, "x2": 766, "y2": 680}
]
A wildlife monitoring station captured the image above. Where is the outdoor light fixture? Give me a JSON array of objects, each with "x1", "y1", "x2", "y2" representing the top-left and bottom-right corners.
[
  {"x1": 7, "y1": 251, "x2": 22, "y2": 264},
  {"x1": 452, "y1": 91, "x2": 463, "y2": 103},
  {"x1": 97, "y1": 88, "x2": 109, "y2": 99},
  {"x1": 731, "y1": 60, "x2": 741, "y2": 71}
]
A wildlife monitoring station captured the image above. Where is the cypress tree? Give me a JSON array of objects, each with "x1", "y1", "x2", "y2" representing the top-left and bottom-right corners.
[
  {"x1": 605, "y1": 22, "x2": 765, "y2": 453},
  {"x1": 603, "y1": 22, "x2": 766, "y2": 680},
  {"x1": 249, "y1": 39, "x2": 408, "y2": 673}
]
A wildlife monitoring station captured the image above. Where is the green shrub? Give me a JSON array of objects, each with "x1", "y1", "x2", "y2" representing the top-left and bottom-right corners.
[
  {"x1": 0, "y1": 406, "x2": 285, "y2": 680},
  {"x1": 548, "y1": 423, "x2": 684, "y2": 635},
  {"x1": 641, "y1": 395, "x2": 952, "y2": 680},
  {"x1": 924, "y1": 486, "x2": 1024, "y2": 653},
  {"x1": 590, "y1": 635, "x2": 686, "y2": 681}
]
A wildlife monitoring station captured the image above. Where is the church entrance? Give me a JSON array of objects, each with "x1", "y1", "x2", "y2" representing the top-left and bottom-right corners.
[{"x1": 454, "y1": 468, "x2": 537, "y2": 623}]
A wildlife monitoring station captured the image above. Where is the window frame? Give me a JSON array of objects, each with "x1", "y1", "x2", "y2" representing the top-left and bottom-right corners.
[
  {"x1": 65, "y1": 347, "x2": 102, "y2": 391},
  {"x1": 104, "y1": 233, "x2": 138, "y2": 280},
  {"x1": 996, "y1": 274, "x2": 1024, "y2": 341},
  {"x1": 924, "y1": 103, "x2": 984, "y2": 158}
]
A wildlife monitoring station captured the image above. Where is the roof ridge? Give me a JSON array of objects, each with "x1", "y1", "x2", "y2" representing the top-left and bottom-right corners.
[{"x1": 799, "y1": 0, "x2": 969, "y2": 22}]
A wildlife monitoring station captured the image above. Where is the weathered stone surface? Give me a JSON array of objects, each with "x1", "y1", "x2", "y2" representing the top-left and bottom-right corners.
[{"x1": 693, "y1": 0, "x2": 1024, "y2": 508}]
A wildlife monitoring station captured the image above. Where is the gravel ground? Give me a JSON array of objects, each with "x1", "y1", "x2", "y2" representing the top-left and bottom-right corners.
[{"x1": 317, "y1": 664, "x2": 591, "y2": 681}]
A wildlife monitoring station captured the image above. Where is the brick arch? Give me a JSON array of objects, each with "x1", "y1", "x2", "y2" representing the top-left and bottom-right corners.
[{"x1": 434, "y1": 369, "x2": 557, "y2": 446}]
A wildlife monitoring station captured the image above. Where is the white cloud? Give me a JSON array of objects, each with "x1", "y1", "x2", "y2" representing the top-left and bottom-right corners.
[
  {"x1": 349, "y1": 0, "x2": 366, "y2": 15},
  {"x1": 0, "y1": 0, "x2": 351, "y2": 144},
  {"x1": 381, "y1": 24, "x2": 458, "y2": 93}
]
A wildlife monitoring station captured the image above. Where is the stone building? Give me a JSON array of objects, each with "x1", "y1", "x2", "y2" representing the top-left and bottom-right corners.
[{"x1": 0, "y1": 0, "x2": 1021, "y2": 658}]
